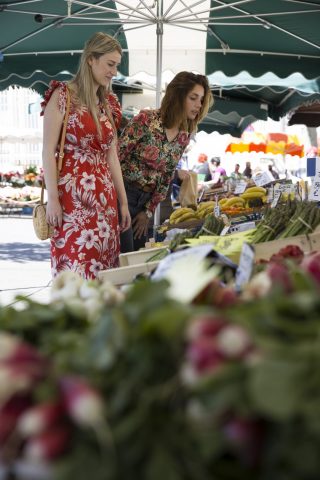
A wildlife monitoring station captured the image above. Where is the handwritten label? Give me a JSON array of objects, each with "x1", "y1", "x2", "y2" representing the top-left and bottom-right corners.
[
  {"x1": 310, "y1": 160, "x2": 320, "y2": 201},
  {"x1": 220, "y1": 225, "x2": 230, "y2": 236},
  {"x1": 152, "y1": 244, "x2": 213, "y2": 281},
  {"x1": 234, "y1": 180, "x2": 247, "y2": 194},
  {"x1": 229, "y1": 222, "x2": 256, "y2": 234},
  {"x1": 252, "y1": 171, "x2": 274, "y2": 187},
  {"x1": 271, "y1": 188, "x2": 281, "y2": 208},
  {"x1": 235, "y1": 242, "x2": 255, "y2": 291},
  {"x1": 214, "y1": 205, "x2": 220, "y2": 217}
]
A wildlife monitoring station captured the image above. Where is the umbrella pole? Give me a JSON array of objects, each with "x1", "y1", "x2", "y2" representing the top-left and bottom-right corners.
[{"x1": 154, "y1": 0, "x2": 163, "y2": 228}]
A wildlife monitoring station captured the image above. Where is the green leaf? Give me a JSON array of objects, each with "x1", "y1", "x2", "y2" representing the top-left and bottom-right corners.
[{"x1": 248, "y1": 359, "x2": 305, "y2": 419}]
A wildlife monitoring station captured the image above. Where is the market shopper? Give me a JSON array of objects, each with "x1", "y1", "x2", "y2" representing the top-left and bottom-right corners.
[
  {"x1": 243, "y1": 161, "x2": 253, "y2": 179},
  {"x1": 119, "y1": 71, "x2": 213, "y2": 252},
  {"x1": 41, "y1": 32, "x2": 131, "y2": 279},
  {"x1": 268, "y1": 164, "x2": 280, "y2": 180},
  {"x1": 198, "y1": 157, "x2": 226, "y2": 190}
]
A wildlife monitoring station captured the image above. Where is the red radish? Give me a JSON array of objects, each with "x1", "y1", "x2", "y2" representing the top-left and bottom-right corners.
[
  {"x1": 0, "y1": 333, "x2": 45, "y2": 365},
  {"x1": 266, "y1": 262, "x2": 292, "y2": 293},
  {"x1": 0, "y1": 395, "x2": 32, "y2": 444},
  {"x1": 212, "y1": 286, "x2": 238, "y2": 309},
  {"x1": 18, "y1": 401, "x2": 65, "y2": 437},
  {"x1": 187, "y1": 315, "x2": 226, "y2": 341},
  {"x1": 59, "y1": 377, "x2": 105, "y2": 427},
  {"x1": 187, "y1": 337, "x2": 225, "y2": 373},
  {"x1": 301, "y1": 252, "x2": 320, "y2": 285},
  {"x1": 24, "y1": 424, "x2": 72, "y2": 462}
]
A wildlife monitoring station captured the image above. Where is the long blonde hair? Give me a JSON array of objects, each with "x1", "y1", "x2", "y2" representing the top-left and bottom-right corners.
[
  {"x1": 69, "y1": 32, "x2": 122, "y2": 135},
  {"x1": 160, "y1": 72, "x2": 213, "y2": 133}
]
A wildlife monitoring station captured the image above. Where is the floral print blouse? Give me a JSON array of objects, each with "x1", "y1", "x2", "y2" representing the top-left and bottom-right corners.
[{"x1": 119, "y1": 109, "x2": 190, "y2": 215}]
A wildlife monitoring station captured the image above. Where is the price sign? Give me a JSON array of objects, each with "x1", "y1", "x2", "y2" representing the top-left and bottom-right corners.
[
  {"x1": 310, "y1": 179, "x2": 320, "y2": 201},
  {"x1": 235, "y1": 242, "x2": 255, "y2": 291},
  {"x1": 271, "y1": 188, "x2": 281, "y2": 208},
  {"x1": 220, "y1": 225, "x2": 230, "y2": 236},
  {"x1": 214, "y1": 205, "x2": 220, "y2": 217},
  {"x1": 252, "y1": 171, "x2": 274, "y2": 187},
  {"x1": 214, "y1": 194, "x2": 220, "y2": 217},
  {"x1": 267, "y1": 185, "x2": 274, "y2": 203},
  {"x1": 234, "y1": 180, "x2": 247, "y2": 194}
]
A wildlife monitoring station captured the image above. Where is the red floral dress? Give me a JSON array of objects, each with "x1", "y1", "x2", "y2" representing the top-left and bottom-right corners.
[{"x1": 41, "y1": 81, "x2": 122, "y2": 279}]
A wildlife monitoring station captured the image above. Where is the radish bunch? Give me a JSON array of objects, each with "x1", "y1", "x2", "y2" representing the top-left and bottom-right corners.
[{"x1": 0, "y1": 333, "x2": 105, "y2": 469}]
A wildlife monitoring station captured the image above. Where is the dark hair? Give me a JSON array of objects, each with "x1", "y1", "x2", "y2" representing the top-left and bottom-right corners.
[
  {"x1": 160, "y1": 71, "x2": 213, "y2": 133},
  {"x1": 210, "y1": 157, "x2": 220, "y2": 165}
]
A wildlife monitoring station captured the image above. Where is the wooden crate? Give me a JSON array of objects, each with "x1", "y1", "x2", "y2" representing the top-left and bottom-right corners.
[
  {"x1": 98, "y1": 261, "x2": 160, "y2": 286},
  {"x1": 167, "y1": 218, "x2": 203, "y2": 230},
  {"x1": 254, "y1": 234, "x2": 312, "y2": 261},
  {"x1": 119, "y1": 247, "x2": 167, "y2": 267}
]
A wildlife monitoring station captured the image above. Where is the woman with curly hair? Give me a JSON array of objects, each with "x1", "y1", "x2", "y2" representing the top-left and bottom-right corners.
[{"x1": 119, "y1": 71, "x2": 213, "y2": 252}]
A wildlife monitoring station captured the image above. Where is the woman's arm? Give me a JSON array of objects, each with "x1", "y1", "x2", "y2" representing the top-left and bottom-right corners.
[
  {"x1": 107, "y1": 141, "x2": 131, "y2": 232},
  {"x1": 42, "y1": 88, "x2": 64, "y2": 228}
]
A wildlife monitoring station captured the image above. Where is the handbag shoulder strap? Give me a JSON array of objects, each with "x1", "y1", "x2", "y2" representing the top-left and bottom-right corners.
[
  {"x1": 57, "y1": 85, "x2": 71, "y2": 172},
  {"x1": 40, "y1": 85, "x2": 71, "y2": 205}
]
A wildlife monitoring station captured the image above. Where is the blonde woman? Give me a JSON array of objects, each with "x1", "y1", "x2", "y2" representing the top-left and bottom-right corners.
[
  {"x1": 119, "y1": 72, "x2": 213, "y2": 252},
  {"x1": 41, "y1": 32, "x2": 131, "y2": 279}
]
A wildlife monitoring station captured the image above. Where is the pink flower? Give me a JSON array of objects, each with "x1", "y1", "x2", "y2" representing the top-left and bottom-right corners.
[
  {"x1": 135, "y1": 111, "x2": 149, "y2": 126},
  {"x1": 178, "y1": 132, "x2": 189, "y2": 146},
  {"x1": 143, "y1": 145, "x2": 160, "y2": 163}
]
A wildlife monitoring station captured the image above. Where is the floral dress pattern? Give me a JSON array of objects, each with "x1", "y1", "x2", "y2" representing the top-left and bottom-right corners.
[
  {"x1": 119, "y1": 110, "x2": 190, "y2": 215},
  {"x1": 41, "y1": 81, "x2": 121, "y2": 279}
]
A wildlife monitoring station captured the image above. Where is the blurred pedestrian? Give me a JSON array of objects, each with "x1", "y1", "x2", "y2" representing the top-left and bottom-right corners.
[{"x1": 243, "y1": 161, "x2": 252, "y2": 179}]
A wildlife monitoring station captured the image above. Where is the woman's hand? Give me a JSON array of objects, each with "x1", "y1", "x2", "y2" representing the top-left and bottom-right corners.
[
  {"x1": 132, "y1": 211, "x2": 149, "y2": 240},
  {"x1": 119, "y1": 203, "x2": 131, "y2": 232},
  {"x1": 46, "y1": 198, "x2": 63, "y2": 228}
]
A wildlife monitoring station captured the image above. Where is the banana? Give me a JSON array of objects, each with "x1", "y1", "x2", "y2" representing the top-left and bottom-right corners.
[
  {"x1": 240, "y1": 191, "x2": 265, "y2": 200},
  {"x1": 169, "y1": 207, "x2": 194, "y2": 223},
  {"x1": 176, "y1": 212, "x2": 199, "y2": 223},
  {"x1": 197, "y1": 201, "x2": 214, "y2": 212},
  {"x1": 245, "y1": 186, "x2": 266, "y2": 194},
  {"x1": 224, "y1": 197, "x2": 245, "y2": 207}
]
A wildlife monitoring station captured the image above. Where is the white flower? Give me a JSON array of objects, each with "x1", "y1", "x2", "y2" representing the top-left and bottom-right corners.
[
  {"x1": 217, "y1": 325, "x2": 251, "y2": 359},
  {"x1": 80, "y1": 172, "x2": 96, "y2": 191},
  {"x1": 89, "y1": 259, "x2": 104, "y2": 277},
  {"x1": 75, "y1": 229, "x2": 99, "y2": 250},
  {"x1": 97, "y1": 220, "x2": 110, "y2": 239}
]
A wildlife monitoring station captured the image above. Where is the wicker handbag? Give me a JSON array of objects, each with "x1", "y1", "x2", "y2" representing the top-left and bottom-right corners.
[{"x1": 33, "y1": 88, "x2": 71, "y2": 240}]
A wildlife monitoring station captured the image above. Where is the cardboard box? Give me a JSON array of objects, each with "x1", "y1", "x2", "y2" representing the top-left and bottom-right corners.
[
  {"x1": 98, "y1": 261, "x2": 160, "y2": 286},
  {"x1": 119, "y1": 247, "x2": 167, "y2": 267}
]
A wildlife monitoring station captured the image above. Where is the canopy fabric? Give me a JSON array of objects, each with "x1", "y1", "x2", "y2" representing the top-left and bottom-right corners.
[
  {"x1": 288, "y1": 99, "x2": 320, "y2": 127},
  {"x1": 207, "y1": 71, "x2": 320, "y2": 122},
  {"x1": 0, "y1": 0, "x2": 319, "y2": 134},
  {"x1": 205, "y1": 0, "x2": 320, "y2": 79},
  {"x1": 0, "y1": 0, "x2": 129, "y2": 84},
  {"x1": 226, "y1": 131, "x2": 305, "y2": 157}
]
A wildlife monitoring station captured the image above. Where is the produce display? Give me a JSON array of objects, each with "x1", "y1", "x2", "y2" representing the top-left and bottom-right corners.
[
  {"x1": 252, "y1": 200, "x2": 320, "y2": 243},
  {"x1": 1, "y1": 247, "x2": 320, "y2": 479}
]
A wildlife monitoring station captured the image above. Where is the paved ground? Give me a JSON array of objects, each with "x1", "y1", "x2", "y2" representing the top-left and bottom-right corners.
[{"x1": 0, "y1": 215, "x2": 51, "y2": 306}]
